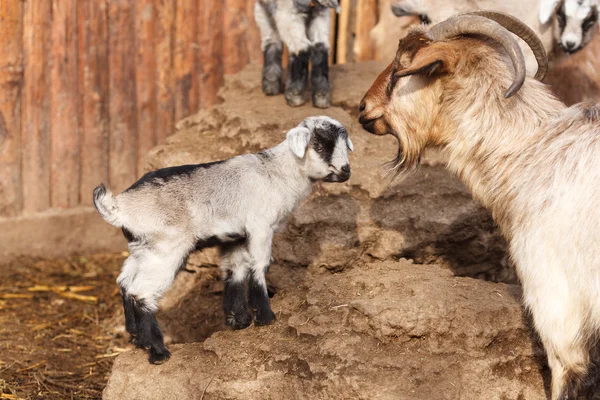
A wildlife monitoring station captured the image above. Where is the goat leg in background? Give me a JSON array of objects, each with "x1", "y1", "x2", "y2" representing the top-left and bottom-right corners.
[
  {"x1": 255, "y1": 1, "x2": 284, "y2": 95},
  {"x1": 263, "y1": 43, "x2": 284, "y2": 95},
  {"x1": 285, "y1": 49, "x2": 310, "y2": 106},
  {"x1": 310, "y1": 43, "x2": 331, "y2": 108},
  {"x1": 275, "y1": 8, "x2": 311, "y2": 106},
  {"x1": 308, "y1": 5, "x2": 332, "y2": 108}
]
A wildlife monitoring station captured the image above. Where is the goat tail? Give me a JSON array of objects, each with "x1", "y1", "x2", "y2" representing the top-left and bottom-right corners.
[{"x1": 93, "y1": 184, "x2": 122, "y2": 228}]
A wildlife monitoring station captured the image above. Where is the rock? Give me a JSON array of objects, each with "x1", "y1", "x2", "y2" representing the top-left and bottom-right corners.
[{"x1": 104, "y1": 260, "x2": 547, "y2": 400}]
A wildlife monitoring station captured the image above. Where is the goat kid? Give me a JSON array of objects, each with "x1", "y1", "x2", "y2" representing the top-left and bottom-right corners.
[
  {"x1": 359, "y1": 12, "x2": 600, "y2": 400},
  {"x1": 540, "y1": 0, "x2": 598, "y2": 54},
  {"x1": 93, "y1": 116, "x2": 353, "y2": 363},
  {"x1": 255, "y1": 0, "x2": 340, "y2": 108}
]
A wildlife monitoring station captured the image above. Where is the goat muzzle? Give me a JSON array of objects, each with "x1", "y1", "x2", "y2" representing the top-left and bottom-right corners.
[{"x1": 359, "y1": 113, "x2": 389, "y2": 136}]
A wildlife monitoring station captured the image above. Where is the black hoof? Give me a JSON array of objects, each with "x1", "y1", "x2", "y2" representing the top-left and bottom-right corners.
[
  {"x1": 313, "y1": 91, "x2": 331, "y2": 109},
  {"x1": 149, "y1": 346, "x2": 171, "y2": 364},
  {"x1": 226, "y1": 309, "x2": 253, "y2": 330},
  {"x1": 254, "y1": 309, "x2": 277, "y2": 326}
]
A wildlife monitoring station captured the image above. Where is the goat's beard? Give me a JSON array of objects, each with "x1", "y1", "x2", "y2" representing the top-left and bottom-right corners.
[{"x1": 382, "y1": 129, "x2": 422, "y2": 179}]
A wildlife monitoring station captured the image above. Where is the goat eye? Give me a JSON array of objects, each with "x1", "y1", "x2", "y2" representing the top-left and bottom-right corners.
[{"x1": 314, "y1": 145, "x2": 324, "y2": 153}]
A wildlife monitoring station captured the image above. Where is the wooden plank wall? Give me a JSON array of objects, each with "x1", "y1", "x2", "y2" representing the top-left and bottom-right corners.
[
  {"x1": 0, "y1": 0, "x2": 261, "y2": 217},
  {"x1": 0, "y1": 0, "x2": 386, "y2": 219}
]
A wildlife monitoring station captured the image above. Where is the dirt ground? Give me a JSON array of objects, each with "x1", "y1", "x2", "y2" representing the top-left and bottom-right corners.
[{"x1": 0, "y1": 253, "x2": 131, "y2": 400}]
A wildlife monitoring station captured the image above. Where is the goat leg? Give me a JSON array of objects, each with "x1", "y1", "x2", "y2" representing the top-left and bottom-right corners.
[{"x1": 310, "y1": 42, "x2": 331, "y2": 108}]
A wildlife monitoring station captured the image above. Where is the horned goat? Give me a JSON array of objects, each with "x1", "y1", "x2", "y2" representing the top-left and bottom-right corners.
[
  {"x1": 93, "y1": 116, "x2": 353, "y2": 363},
  {"x1": 254, "y1": 0, "x2": 340, "y2": 108},
  {"x1": 359, "y1": 11, "x2": 600, "y2": 399}
]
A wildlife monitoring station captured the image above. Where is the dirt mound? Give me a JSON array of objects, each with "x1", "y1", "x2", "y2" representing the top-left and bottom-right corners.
[
  {"x1": 104, "y1": 260, "x2": 546, "y2": 400},
  {"x1": 104, "y1": 62, "x2": 541, "y2": 398}
]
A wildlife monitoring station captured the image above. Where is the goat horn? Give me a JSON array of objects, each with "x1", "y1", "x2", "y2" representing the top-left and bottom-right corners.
[
  {"x1": 427, "y1": 14, "x2": 527, "y2": 98},
  {"x1": 458, "y1": 10, "x2": 547, "y2": 81}
]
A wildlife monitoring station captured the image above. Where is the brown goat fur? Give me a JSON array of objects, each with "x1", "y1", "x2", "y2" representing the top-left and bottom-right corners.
[{"x1": 360, "y1": 23, "x2": 600, "y2": 400}]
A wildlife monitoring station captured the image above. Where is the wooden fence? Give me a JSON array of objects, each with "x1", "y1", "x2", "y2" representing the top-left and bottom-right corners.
[
  {"x1": 0, "y1": 0, "x2": 393, "y2": 220},
  {"x1": 0, "y1": 0, "x2": 264, "y2": 218}
]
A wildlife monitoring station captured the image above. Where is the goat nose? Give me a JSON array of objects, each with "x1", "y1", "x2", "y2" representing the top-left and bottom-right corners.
[
  {"x1": 359, "y1": 101, "x2": 366, "y2": 113},
  {"x1": 341, "y1": 165, "x2": 350, "y2": 174},
  {"x1": 565, "y1": 40, "x2": 577, "y2": 50}
]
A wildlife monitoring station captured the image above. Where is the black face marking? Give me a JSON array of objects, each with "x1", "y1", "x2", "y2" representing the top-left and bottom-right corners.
[
  {"x1": 248, "y1": 271, "x2": 276, "y2": 326},
  {"x1": 583, "y1": 7, "x2": 597, "y2": 32},
  {"x1": 311, "y1": 43, "x2": 330, "y2": 95},
  {"x1": 557, "y1": 5, "x2": 567, "y2": 31},
  {"x1": 222, "y1": 272, "x2": 252, "y2": 330},
  {"x1": 126, "y1": 160, "x2": 225, "y2": 192},
  {"x1": 129, "y1": 297, "x2": 170, "y2": 364},
  {"x1": 306, "y1": 121, "x2": 348, "y2": 164}
]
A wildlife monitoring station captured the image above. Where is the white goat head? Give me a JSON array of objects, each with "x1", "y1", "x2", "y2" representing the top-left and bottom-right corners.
[
  {"x1": 540, "y1": 0, "x2": 599, "y2": 53},
  {"x1": 287, "y1": 116, "x2": 353, "y2": 182}
]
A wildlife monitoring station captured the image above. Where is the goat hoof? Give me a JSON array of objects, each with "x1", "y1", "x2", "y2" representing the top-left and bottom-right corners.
[
  {"x1": 284, "y1": 91, "x2": 306, "y2": 107},
  {"x1": 262, "y1": 78, "x2": 282, "y2": 95},
  {"x1": 312, "y1": 92, "x2": 331, "y2": 109},
  {"x1": 149, "y1": 346, "x2": 171, "y2": 364},
  {"x1": 254, "y1": 309, "x2": 276, "y2": 326},
  {"x1": 226, "y1": 310, "x2": 253, "y2": 330}
]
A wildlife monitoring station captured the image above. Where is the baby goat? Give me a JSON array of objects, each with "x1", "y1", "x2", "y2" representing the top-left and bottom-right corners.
[
  {"x1": 359, "y1": 11, "x2": 600, "y2": 399},
  {"x1": 540, "y1": 0, "x2": 598, "y2": 54},
  {"x1": 255, "y1": 0, "x2": 340, "y2": 108},
  {"x1": 93, "y1": 116, "x2": 353, "y2": 363}
]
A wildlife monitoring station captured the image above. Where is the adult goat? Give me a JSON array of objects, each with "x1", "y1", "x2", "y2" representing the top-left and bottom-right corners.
[{"x1": 359, "y1": 11, "x2": 600, "y2": 399}]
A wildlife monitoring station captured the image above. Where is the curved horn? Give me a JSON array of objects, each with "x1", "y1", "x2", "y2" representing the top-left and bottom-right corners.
[
  {"x1": 459, "y1": 10, "x2": 547, "y2": 81},
  {"x1": 427, "y1": 15, "x2": 526, "y2": 98}
]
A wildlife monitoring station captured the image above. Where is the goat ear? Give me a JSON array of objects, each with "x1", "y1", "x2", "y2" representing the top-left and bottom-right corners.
[
  {"x1": 394, "y1": 44, "x2": 454, "y2": 80},
  {"x1": 346, "y1": 137, "x2": 354, "y2": 152},
  {"x1": 287, "y1": 126, "x2": 311, "y2": 158},
  {"x1": 539, "y1": 0, "x2": 559, "y2": 24}
]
